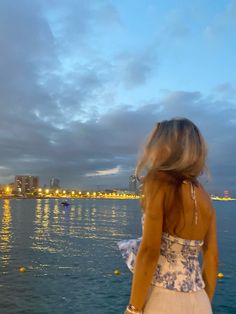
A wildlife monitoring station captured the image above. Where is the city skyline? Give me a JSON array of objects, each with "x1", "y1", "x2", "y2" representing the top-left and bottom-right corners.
[
  {"x1": 0, "y1": 1, "x2": 236, "y2": 194},
  {"x1": 0, "y1": 173, "x2": 235, "y2": 198}
]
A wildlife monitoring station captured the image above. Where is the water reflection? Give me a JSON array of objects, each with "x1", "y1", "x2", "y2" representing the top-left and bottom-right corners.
[
  {"x1": 31, "y1": 199, "x2": 133, "y2": 256},
  {"x1": 0, "y1": 200, "x2": 13, "y2": 267}
]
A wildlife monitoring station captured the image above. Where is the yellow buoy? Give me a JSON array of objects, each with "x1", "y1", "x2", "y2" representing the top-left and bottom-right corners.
[
  {"x1": 18, "y1": 266, "x2": 27, "y2": 273},
  {"x1": 217, "y1": 272, "x2": 224, "y2": 278},
  {"x1": 113, "y1": 269, "x2": 121, "y2": 276}
]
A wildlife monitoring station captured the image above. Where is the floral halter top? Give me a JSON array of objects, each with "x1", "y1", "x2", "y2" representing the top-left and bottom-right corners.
[{"x1": 118, "y1": 222, "x2": 205, "y2": 292}]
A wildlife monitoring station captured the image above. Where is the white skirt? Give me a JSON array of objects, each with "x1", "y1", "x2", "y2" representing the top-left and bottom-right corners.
[{"x1": 143, "y1": 286, "x2": 213, "y2": 314}]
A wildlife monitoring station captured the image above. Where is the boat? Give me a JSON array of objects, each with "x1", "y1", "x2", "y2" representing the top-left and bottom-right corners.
[{"x1": 61, "y1": 200, "x2": 70, "y2": 206}]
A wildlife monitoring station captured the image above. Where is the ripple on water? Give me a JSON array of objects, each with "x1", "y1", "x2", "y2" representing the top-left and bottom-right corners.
[{"x1": 0, "y1": 199, "x2": 233, "y2": 313}]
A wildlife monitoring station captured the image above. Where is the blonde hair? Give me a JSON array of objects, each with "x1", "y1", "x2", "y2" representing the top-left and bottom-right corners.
[
  {"x1": 136, "y1": 118, "x2": 208, "y2": 234},
  {"x1": 136, "y1": 118, "x2": 208, "y2": 181}
]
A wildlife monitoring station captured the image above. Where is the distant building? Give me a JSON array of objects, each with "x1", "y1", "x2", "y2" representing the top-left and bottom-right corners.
[
  {"x1": 14, "y1": 175, "x2": 39, "y2": 194},
  {"x1": 129, "y1": 175, "x2": 138, "y2": 193},
  {"x1": 50, "y1": 177, "x2": 60, "y2": 189},
  {"x1": 224, "y1": 190, "x2": 230, "y2": 198}
]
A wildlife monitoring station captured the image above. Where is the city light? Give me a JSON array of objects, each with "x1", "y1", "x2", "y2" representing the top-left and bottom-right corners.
[{"x1": 1, "y1": 175, "x2": 235, "y2": 200}]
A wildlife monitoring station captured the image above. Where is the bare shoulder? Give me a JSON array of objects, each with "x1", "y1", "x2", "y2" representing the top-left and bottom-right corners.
[
  {"x1": 143, "y1": 171, "x2": 169, "y2": 193},
  {"x1": 198, "y1": 182, "x2": 213, "y2": 204},
  {"x1": 143, "y1": 173, "x2": 167, "y2": 220},
  {"x1": 197, "y1": 182, "x2": 215, "y2": 221}
]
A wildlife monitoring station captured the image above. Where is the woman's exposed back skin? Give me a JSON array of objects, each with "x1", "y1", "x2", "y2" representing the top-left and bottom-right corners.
[
  {"x1": 163, "y1": 182, "x2": 214, "y2": 241},
  {"x1": 141, "y1": 178, "x2": 219, "y2": 302},
  {"x1": 162, "y1": 180, "x2": 219, "y2": 300},
  {"x1": 141, "y1": 176, "x2": 219, "y2": 302}
]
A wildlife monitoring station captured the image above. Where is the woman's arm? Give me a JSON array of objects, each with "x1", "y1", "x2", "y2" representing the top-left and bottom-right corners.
[
  {"x1": 202, "y1": 207, "x2": 219, "y2": 301},
  {"x1": 125, "y1": 181, "x2": 165, "y2": 312}
]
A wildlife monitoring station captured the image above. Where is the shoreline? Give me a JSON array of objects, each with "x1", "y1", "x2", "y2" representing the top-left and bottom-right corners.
[
  {"x1": 0, "y1": 195, "x2": 236, "y2": 201},
  {"x1": 0, "y1": 195, "x2": 140, "y2": 200}
]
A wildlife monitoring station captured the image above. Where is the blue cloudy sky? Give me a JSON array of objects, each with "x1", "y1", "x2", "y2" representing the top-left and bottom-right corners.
[{"x1": 0, "y1": 0, "x2": 236, "y2": 194}]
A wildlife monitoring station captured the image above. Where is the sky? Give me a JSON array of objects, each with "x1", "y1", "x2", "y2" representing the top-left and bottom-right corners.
[{"x1": 0, "y1": 0, "x2": 236, "y2": 194}]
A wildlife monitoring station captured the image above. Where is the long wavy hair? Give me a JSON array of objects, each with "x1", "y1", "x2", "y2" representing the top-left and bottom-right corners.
[{"x1": 136, "y1": 118, "x2": 208, "y2": 234}]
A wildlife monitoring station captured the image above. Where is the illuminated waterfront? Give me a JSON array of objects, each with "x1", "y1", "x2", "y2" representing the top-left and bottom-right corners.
[
  {"x1": 0, "y1": 186, "x2": 140, "y2": 200},
  {"x1": 0, "y1": 199, "x2": 235, "y2": 313},
  {"x1": 1, "y1": 184, "x2": 235, "y2": 201}
]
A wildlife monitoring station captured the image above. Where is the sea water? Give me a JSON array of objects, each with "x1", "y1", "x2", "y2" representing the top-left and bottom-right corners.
[{"x1": 0, "y1": 199, "x2": 234, "y2": 313}]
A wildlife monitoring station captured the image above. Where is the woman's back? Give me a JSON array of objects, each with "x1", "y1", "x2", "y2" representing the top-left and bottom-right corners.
[{"x1": 163, "y1": 181, "x2": 214, "y2": 241}]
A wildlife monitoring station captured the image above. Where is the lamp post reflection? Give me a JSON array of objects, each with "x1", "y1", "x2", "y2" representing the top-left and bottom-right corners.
[
  {"x1": 34, "y1": 199, "x2": 50, "y2": 246},
  {"x1": 0, "y1": 199, "x2": 13, "y2": 268}
]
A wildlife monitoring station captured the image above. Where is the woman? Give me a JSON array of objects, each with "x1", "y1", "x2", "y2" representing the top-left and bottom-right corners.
[{"x1": 119, "y1": 118, "x2": 218, "y2": 314}]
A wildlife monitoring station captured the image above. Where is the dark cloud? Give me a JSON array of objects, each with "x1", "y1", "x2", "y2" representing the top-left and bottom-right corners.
[
  {"x1": 1, "y1": 87, "x2": 236, "y2": 194},
  {"x1": 116, "y1": 47, "x2": 158, "y2": 89},
  {"x1": 214, "y1": 83, "x2": 236, "y2": 99},
  {"x1": 123, "y1": 59, "x2": 152, "y2": 88},
  {"x1": 0, "y1": 1, "x2": 120, "y2": 122}
]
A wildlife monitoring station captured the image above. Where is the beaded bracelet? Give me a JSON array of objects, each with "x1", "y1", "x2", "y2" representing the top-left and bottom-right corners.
[{"x1": 126, "y1": 304, "x2": 143, "y2": 314}]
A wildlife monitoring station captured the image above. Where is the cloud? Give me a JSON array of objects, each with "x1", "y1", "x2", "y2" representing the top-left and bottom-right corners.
[
  {"x1": 213, "y1": 83, "x2": 236, "y2": 99},
  {"x1": 204, "y1": 0, "x2": 236, "y2": 40},
  {"x1": 1, "y1": 86, "x2": 236, "y2": 194},
  {"x1": 0, "y1": 0, "x2": 122, "y2": 125},
  {"x1": 42, "y1": 0, "x2": 121, "y2": 51},
  {"x1": 123, "y1": 58, "x2": 152, "y2": 88},
  {"x1": 116, "y1": 47, "x2": 158, "y2": 89},
  {"x1": 85, "y1": 166, "x2": 121, "y2": 177}
]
